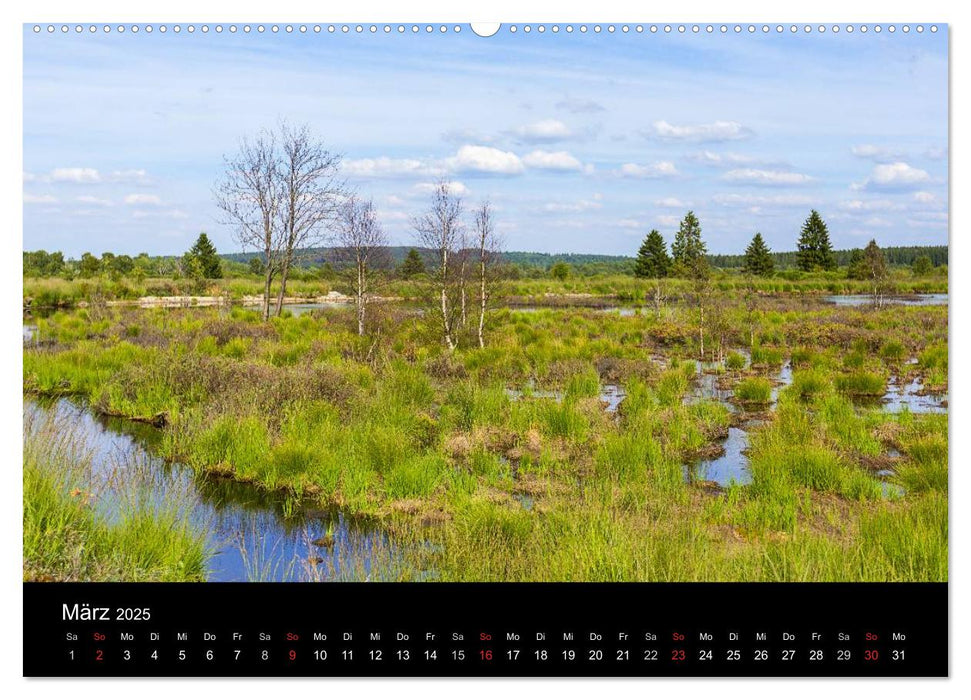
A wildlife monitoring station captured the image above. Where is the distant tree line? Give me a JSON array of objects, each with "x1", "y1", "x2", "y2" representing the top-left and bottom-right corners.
[
  {"x1": 635, "y1": 209, "x2": 946, "y2": 280},
  {"x1": 706, "y1": 245, "x2": 947, "y2": 270}
]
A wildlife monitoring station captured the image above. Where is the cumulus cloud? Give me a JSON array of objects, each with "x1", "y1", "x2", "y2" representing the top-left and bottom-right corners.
[
  {"x1": 510, "y1": 119, "x2": 574, "y2": 143},
  {"x1": 51, "y1": 167, "x2": 101, "y2": 183},
  {"x1": 851, "y1": 144, "x2": 907, "y2": 163},
  {"x1": 343, "y1": 156, "x2": 442, "y2": 178},
  {"x1": 656, "y1": 214, "x2": 682, "y2": 227},
  {"x1": 447, "y1": 145, "x2": 524, "y2": 175},
  {"x1": 650, "y1": 120, "x2": 752, "y2": 143},
  {"x1": 721, "y1": 169, "x2": 814, "y2": 186},
  {"x1": 555, "y1": 97, "x2": 606, "y2": 114},
  {"x1": 853, "y1": 162, "x2": 932, "y2": 190},
  {"x1": 616, "y1": 219, "x2": 646, "y2": 229},
  {"x1": 522, "y1": 149, "x2": 584, "y2": 172},
  {"x1": 24, "y1": 193, "x2": 57, "y2": 204},
  {"x1": 124, "y1": 193, "x2": 162, "y2": 206},
  {"x1": 617, "y1": 161, "x2": 679, "y2": 179}
]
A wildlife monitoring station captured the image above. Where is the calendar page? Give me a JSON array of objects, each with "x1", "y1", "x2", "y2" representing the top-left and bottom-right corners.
[{"x1": 21, "y1": 19, "x2": 948, "y2": 678}]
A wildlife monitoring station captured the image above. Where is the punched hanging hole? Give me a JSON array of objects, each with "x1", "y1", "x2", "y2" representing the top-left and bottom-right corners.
[{"x1": 470, "y1": 23, "x2": 500, "y2": 38}]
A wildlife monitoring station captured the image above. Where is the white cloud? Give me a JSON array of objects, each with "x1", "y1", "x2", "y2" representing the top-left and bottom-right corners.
[
  {"x1": 712, "y1": 193, "x2": 816, "y2": 207},
  {"x1": 109, "y1": 169, "x2": 150, "y2": 184},
  {"x1": 51, "y1": 167, "x2": 101, "y2": 183},
  {"x1": 853, "y1": 161, "x2": 931, "y2": 190},
  {"x1": 851, "y1": 144, "x2": 907, "y2": 162},
  {"x1": 721, "y1": 169, "x2": 814, "y2": 186},
  {"x1": 510, "y1": 119, "x2": 573, "y2": 143},
  {"x1": 124, "y1": 193, "x2": 162, "y2": 206},
  {"x1": 343, "y1": 156, "x2": 441, "y2": 178},
  {"x1": 617, "y1": 161, "x2": 679, "y2": 179},
  {"x1": 447, "y1": 145, "x2": 524, "y2": 175},
  {"x1": 655, "y1": 197, "x2": 688, "y2": 208},
  {"x1": 616, "y1": 219, "x2": 645, "y2": 230},
  {"x1": 656, "y1": 214, "x2": 681, "y2": 227},
  {"x1": 26, "y1": 167, "x2": 151, "y2": 185},
  {"x1": 23, "y1": 193, "x2": 57, "y2": 204},
  {"x1": 522, "y1": 149, "x2": 584, "y2": 172},
  {"x1": 413, "y1": 181, "x2": 470, "y2": 196},
  {"x1": 75, "y1": 195, "x2": 112, "y2": 207},
  {"x1": 650, "y1": 120, "x2": 752, "y2": 142}
]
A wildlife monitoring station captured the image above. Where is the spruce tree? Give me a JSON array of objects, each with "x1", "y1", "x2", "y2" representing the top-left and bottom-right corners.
[
  {"x1": 187, "y1": 232, "x2": 222, "y2": 279},
  {"x1": 742, "y1": 232, "x2": 774, "y2": 277},
  {"x1": 399, "y1": 248, "x2": 426, "y2": 278},
  {"x1": 671, "y1": 211, "x2": 707, "y2": 267},
  {"x1": 847, "y1": 248, "x2": 866, "y2": 280},
  {"x1": 796, "y1": 210, "x2": 836, "y2": 272},
  {"x1": 634, "y1": 230, "x2": 671, "y2": 278}
]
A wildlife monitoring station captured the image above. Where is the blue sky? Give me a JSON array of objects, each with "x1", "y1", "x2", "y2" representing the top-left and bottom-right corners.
[{"x1": 23, "y1": 25, "x2": 948, "y2": 257}]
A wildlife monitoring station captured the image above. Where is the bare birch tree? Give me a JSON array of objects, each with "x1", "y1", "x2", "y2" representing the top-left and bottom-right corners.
[
  {"x1": 472, "y1": 201, "x2": 503, "y2": 348},
  {"x1": 333, "y1": 196, "x2": 389, "y2": 336},
  {"x1": 275, "y1": 122, "x2": 346, "y2": 315},
  {"x1": 413, "y1": 180, "x2": 464, "y2": 351},
  {"x1": 215, "y1": 130, "x2": 281, "y2": 321}
]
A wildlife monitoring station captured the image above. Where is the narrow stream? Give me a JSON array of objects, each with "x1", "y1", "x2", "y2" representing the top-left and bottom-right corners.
[{"x1": 24, "y1": 397, "x2": 404, "y2": 582}]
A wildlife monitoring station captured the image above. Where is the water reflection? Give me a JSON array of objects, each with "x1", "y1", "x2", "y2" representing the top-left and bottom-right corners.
[{"x1": 24, "y1": 397, "x2": 403, "y2": 582}]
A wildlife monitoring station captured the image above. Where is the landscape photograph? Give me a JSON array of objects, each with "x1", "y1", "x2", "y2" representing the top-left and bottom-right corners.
[{"x1": 22, "y1": 24, "x2": 948, "y2": 583}]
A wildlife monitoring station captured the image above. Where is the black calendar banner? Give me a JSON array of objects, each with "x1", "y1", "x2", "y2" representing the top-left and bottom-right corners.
[{"x1": 24, "y1": 582, "x2": 947, "y2": 677}]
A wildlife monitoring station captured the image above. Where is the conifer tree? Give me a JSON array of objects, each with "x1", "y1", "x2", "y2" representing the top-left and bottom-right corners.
[
  {"x1": 634, "y1": 229, "x2": 672, "y2": 278},
  {"x1": 796, "y1": 210, "x2": 836, "y2": 271},
  {"x1": 742, "y1": 232, "x2": 774, "y2": 277},
  {"x1": 187, "y1": 232, "x2": 223, "y2": 279},
  {"x1": 671, "y1": 211, "x2": 707, "y2": 267},
  {"x1": 399, "y1": 247, "x2": 427, "y2": 278}
]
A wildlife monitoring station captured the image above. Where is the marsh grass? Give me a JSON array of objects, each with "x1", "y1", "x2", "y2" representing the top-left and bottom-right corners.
[
  {"x1": 22, "y1": 296, "x2": 948, "y2": 582},
  {"x1": 835, "y1": 371, "x2": 887, "y2": 397},
  {"x1": 23, "y1": 410, "x2": 209, "y2": 581},
  {"x1": 734, "y1": 377, "x2": 772, "y2": 405}
]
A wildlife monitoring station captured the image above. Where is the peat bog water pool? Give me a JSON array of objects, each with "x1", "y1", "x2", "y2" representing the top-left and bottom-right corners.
[
  {"x1": 683, "y1": 358, "x2": 947, "y2": 490},
  {"x1": 823, "y1": 293, "x2": 948, "y2": 307},
  {"x1": 25, "y1": 397, "x2": 403, "y2": 582}
]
